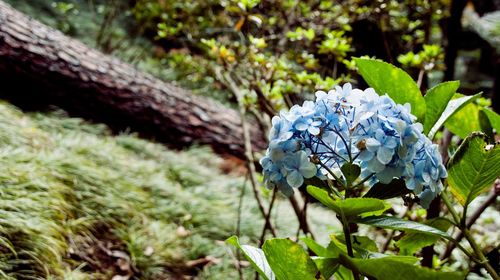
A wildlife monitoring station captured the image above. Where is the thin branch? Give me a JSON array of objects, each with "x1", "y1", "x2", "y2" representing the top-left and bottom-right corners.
[
  {"x1": 235, "y1": 173, "x2": 248, "y2": 280},
  {"x1": 214, "y1": 67, "x2": 277, "y2": 237},
  {"x1": 259, "y1": 188, "x2": 278, "y2": 245},
  {"x1": 381, "y1": 203, "x2": 412, "y2": 253},
  {"x1": 416, "y1": 69, "x2": 425, "y2": 89},
  {"x1": 441, "y1": 192, "x2": 498, "y2": 279},
  {"x1": 289, "y1": 195, "x2": 316, "y2": 240},
  {"x1": 441, "y1": 184, "x2": 499, "y2": 260}
]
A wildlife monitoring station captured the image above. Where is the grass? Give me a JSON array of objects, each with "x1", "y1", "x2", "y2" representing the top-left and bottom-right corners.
[{"x1": 0, "y1": 101, "x2": 335, "y2": 279}]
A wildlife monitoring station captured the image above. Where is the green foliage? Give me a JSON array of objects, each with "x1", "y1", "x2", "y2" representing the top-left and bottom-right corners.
[
  {"x1": 398, "y1": 44, "x2": 445, "y2": 73},
  {"x1": 447, "y1": 132, "x2": 500, "y2": 206},
  {"x1": 354, "y1": 58, "x2": 426, "y2": 120},
  {"x1": 443, "y1": 94, "x2": 483, "y2": 139},
  {"x1": 242, "y1": 58, "x2": 498, "y2": 280},
  {"x1": 340, "y1": 163, "x2": 361, "y2": 186},
  {"x1": 423, "y1": 81, "x2": 460, "y2": 136},
  {"x1": 262, "y1": 239, "x2": 319, "y2": 280},
  {"x1": 313, "y1": 257, "x2": 339, "y2": 279},
  {"x1": 131, "y1": 0, "x2": 450, "y2": 111},
  {"x1": 342, "y1": 255, "x2": 466, "y2": 280},
  {"x1": 300, "y1": 237, "x2": 338, "y2": 258},
  {"x1": 226, "y1": 236, "x2": 275, "y2": 280},
  {"x1": 0, "y1": 101, "x2": 336, "y2": 279},
  {"x1": 356, "y1": 216, "x2": 453, "y2": 240},
  {"x1": 481, "y1": 108, "x2": 500, "y2": 133},
  {"x1": 363, "y1": 179, "x2": 410, "y2": 200},
  {"x1": 396, "y1": 218, "x2": 453, "y2": 256},
  {"x1": 307, "y1": 186, "x2": 390, "y2": 218}
]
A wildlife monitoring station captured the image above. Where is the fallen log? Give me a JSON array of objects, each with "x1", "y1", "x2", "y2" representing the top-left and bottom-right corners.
[{"x1": 0, "y1": 1, "x2": 267, "y2": 159}]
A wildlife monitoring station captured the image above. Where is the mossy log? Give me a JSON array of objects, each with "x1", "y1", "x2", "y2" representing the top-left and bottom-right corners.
[{"x1": 0, "y1": 1, "x2": 267, "y2": 159}]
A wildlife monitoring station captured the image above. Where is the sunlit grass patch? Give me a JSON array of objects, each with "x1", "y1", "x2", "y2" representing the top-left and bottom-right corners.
[{"x1": 0, "y1": 101, "x2": 334, "y2": 279}]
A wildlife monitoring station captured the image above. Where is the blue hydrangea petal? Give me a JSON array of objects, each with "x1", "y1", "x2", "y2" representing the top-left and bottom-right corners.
[
  {"x1": 286, "y1": 170, "x2": 304, "y2": 188},
  {"x1": 377, "y1": 147, "x2": 394, "y2": 164},
  {"x1": 299, "y1": 162, "x2": 317, "y2": 178},
  {"x1": 365, "y1": 138, "x2": 381, "y2": 152},
  {"x1": 367, "y1": 158, "x2": 385, "y2": 172},
  {"x1": 418, "y1": 188, "x2": 436, "y2": 209}
]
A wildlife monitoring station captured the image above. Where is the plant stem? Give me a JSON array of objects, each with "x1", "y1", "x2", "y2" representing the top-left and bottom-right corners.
[
  {"x1": 340, "y1": 209, "x2": 360, "y2": 280},
  {"x1": 440, "y1": 193, "x2": 499, "y2": 279},
  {"x1": 462, "y1": 229, "x2": 499, "y2": 280},
  {"x1": 442, "y1": 187, "x2": 499, "y2": 260}
]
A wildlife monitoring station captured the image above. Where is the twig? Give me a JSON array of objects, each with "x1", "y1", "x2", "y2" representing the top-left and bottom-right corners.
[
  {"x1": 214, "y1": 67, "x2": 277, "y2": 237},
  {"x1": 259, "y1": 188, "x2": 278, "y2": 245},
  {"x1": 381, "y1": 204, "x2": 412, "y2": 253},
  {"x1": 441, "y1": 192, "x2": 499, "y2": 279},
  {"x1": 289, "y1": 195, "x2": 316, "y2": 240},
  {"x1": 416, "y1": 69, "x2": 425, "y2": 89},
  {"x1": 295, "y1": 193, "x2": 310, "y2": 240},
  {"x1": 236, "y1": 173, "x2": 249, "y2": 280},
  {"x1": 441, "y1": 184, "x2": 499, "y2": 261},
  {"x1": 439, "y1": 129, "x2": 453, "y2": 163}
]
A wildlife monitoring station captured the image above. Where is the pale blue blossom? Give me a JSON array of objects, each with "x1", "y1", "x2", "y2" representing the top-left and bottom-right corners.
[{"x1": 260, "y1": 83, "x2": 447, "y2": 208}]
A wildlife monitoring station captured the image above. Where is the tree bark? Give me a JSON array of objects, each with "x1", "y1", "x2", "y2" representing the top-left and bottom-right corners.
[{"x1": 0, "y1": 1, "x2": 267, "y2": 159}]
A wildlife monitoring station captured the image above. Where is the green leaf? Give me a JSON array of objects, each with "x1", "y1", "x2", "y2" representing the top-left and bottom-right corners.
[
  {"x1": 301, "y1": 237, "x2": 339, "y2": 258},
  {"x1": 306, "y1": 185, "x2": 338, "y2": 209},
  {"x1": 423, "y1": 81, "x2": 460, "y2": 135},
  {"x1": 331, "y1": 235, "x2": 419, "y2": 262},
  {"x1": 333, "y1": 235, "x2": 379, "y2": 253},
  {"x1": 363, "y1": 178, "x2": 410, "y2": 200},
  {"x1": 226, "y1": 236, "x2": 275, "y2": 280},
  {"x1": 313, "y1": 257, "x2": 339, "y2": 279},
  {"x1": 479, "y1": 110, "x2": 495, "y2": 139},
  {"x1": 481, "y1": 108, "x2": 500, "y2": 133},
  {"x1": 262, "y1": 238, "x2": 319, "y2": 280},
  {"x1": 340, "y1": 255, "x2": 466, "y2": 280},
  {"x1": 307, "y1": 186, "x2": 390, "y2": 217},
  {"x1": 356, "y1": 216, "x2": 453, "y2": 240},
  {"x1": 341, "y1": 163, "x2": 361, "y2": 186},
  {"x1": 330, "y1": 235, "x2": 381, "y2": 259},
  {"x1": 396, "y1": 218, "x2": 453, "y2": 255},
  {"x1": 447, "y1": 132, "x2": 500, "y2": 206},
  {"x1": 354, "y1": 58, "x2": 425, "y2": 120},
  {"x1": 440, "y1": 93, "x2": 482, "y2": 139},
  {"x1": 334, "y1": 265, "x2": 355, "y2": 280}
]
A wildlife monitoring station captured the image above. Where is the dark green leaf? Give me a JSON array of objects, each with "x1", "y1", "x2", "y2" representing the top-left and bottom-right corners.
[
  {"x1": 334, "y1": 235, "x2": 379, "y2": 253},
  {"x1": 447, "y1": 132, "x2": 500, "y2": 206},
  {"x1": 341, "y1": 163, "x2": 361, "y2": 186},
  {"x1": 313, "y1": 257, "x2": 339, "y2": 279},
  {"x1": 330, "y1": 235, "x2": 381, "y2": 259},
  {"x1": 263, "y1": 238, "x2": 319, "y2": 280},
  {"x1": 441, "y1": 93, "x2": 482, "y2": 139},
  {"x1": 481, "y1": 108, "x2": 500, "y2": 133},
  {"x1": 331, "y1": 235, "x2": 419, "y2": 262},
  {"x1": 226, "y1": 236, "x2": 275, "y2": 280},
  {"x1": 354, "y1": 58, "x2": 425, "y2": 120},
  {"x1": 363, "y1": 179, "x2": 410, "y2": 200},
  {"x1": 301, "y1": 237, "x2": 338, "y2": 258},
  {"x1": 307, "y1": 186, "x2": 390, "y2": 217},
  {"x1": 335, "y1": 265, "x2": 355, "y2": 280},
  {"x1": 356, "y1": 216, "x2": 453, "y2": 240},
  {"x1": 423, "y1": 81, "x2": 459, "y2": 135},
  {"x1": 306, "y1": 185, "x2": 338, "y2": 210},
  {"x1": 479, "y1": 109, "x2": 494, "y2": 139},
  {"x1": 396, "y1": 218, "x2": 453, "y2": 255},
  {"x1": 340, "y1": 254, "x2": 466, "y2": 280}
]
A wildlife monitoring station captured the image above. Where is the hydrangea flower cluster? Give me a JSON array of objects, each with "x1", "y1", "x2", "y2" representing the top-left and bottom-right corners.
[{"x1": 260, "y1": 83, "x2": 447, "y2": 208}]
